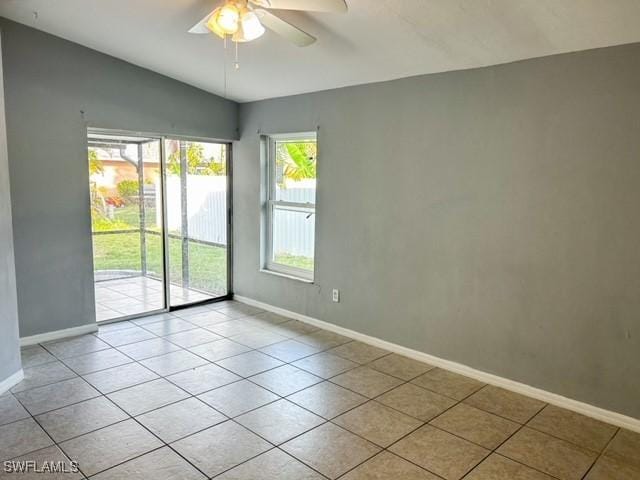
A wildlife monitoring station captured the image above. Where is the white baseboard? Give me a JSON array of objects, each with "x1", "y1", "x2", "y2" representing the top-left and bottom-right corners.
[
  {"x1": 0, "y1": 369, "x2": 24, "y2": 395},
  {"x1": 20, "y1": 323, "x2": 99, "y2": 347},
  {"x1": 235, "y1": 294, "x2": 640, "y2": 433}
]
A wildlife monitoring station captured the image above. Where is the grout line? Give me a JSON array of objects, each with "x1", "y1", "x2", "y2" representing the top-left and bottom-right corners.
[
  {"x1": 578, "y1": 427, "x2": 620, "y2": 480},
  {"x1": 9, "y1": 303, "x2": 625, "y2": 480}
]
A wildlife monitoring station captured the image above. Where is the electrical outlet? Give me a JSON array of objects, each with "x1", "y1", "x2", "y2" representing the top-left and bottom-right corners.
[{"x1": 332, "y1": 289, "x2": 340, "y2": 303}]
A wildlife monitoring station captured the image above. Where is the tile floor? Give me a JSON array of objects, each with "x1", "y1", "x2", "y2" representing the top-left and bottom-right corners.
[
  {"x1": 94, "y1": 276, "x2": 217, "y2": 321},
  {"x1": 1, "y1": 300, "x2": 639, "y2": 479}
]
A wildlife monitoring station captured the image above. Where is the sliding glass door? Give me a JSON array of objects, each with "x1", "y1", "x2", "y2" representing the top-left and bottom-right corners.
[
  {"x1": 164, "y1": 139, "x2": 229, "y2": 307},
  {"x1": 88, "y1": 131, "x2": 230, "y2": 322}
]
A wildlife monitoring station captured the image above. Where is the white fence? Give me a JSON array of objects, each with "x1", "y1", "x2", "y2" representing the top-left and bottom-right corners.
[
  {"x1": 158, "y1": 175, "x2": 227, "y2": 245},
  {"x1": 157, "y1": 176, "x2": 315, "y2": 257}
]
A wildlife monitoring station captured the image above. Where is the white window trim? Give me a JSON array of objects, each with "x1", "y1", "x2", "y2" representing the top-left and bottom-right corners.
[{"x1": 262, "y1": 132, "x2": 317, "y2": 282}]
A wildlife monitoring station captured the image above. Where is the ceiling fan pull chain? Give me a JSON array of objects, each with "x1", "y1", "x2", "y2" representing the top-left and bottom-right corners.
[{"x1": 235, "y1": 41, "x2": 240, "y2": 70}]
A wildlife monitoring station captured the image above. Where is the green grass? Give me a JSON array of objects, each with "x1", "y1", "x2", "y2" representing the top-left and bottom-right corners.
[
  {"x1": 92, "y1": 232, "x2": 227, "y2": 294},
  {"x1": 92, "y1": 205, "x2": 309, "y2": 293},
  {"x1": 93, "y1": 204, "x2": 158, "y2": 231},
  {"x1": 274, "y1": 253, "x2": 314, "y2": 271}
]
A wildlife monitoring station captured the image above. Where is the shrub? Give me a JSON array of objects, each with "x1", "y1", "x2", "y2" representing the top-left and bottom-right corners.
[{"x1": 117, "y1": 180, "x2": 139, "y2": 198}]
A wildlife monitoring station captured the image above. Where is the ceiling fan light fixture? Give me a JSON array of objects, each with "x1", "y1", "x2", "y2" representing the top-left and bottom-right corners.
[
  {"x1": 205, "y1": 8, "x2": 226, "y2": 38},
  {"x1": 240, "y1": 10, "x2": 265, "y2": 41},
  {"x1": 215, "y1": 3, "x2": 240, "y2": 34}
]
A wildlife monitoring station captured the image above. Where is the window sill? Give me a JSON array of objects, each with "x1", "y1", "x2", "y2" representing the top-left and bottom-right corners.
[{"x1": 259, "y1": 269, "x2": 314, "y2": 284}]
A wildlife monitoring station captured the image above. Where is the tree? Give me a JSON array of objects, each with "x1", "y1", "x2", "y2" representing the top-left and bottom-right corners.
[
  {"x1": 167, "y1": 142, "x2": 226, "y2": 176},
  {"x1": 277, "y1": 142, "x2": 316, "y2": 184},
  {"x1": 88, "y1": 149, "x2": 104, "y2": 175}
]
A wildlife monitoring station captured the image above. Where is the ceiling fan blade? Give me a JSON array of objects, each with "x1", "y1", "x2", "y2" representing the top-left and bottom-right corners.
[
  {"x1": 254, "y1": 9, "x2": 316, "y2": 47},
  {"x1": 188, "y1": 11, "x2": 214, "y2": 34},
  {"x1": 250, "y1": 0, "x2": 347, "y2": 13}
]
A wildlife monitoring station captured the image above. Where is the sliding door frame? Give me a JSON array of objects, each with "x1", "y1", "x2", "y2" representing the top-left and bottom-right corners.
[{"x1": 88, "y1": 127, "x2": 233, "y2": 324}]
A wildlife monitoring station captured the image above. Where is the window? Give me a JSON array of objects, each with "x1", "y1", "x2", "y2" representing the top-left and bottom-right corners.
[{"x1": 263, "y1": 132, "x2": 317, "y2": 281}]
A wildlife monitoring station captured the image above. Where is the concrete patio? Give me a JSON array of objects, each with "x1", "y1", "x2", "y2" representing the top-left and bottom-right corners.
[{"x1": 94, "y1": 276, "x2": 213, "y2": 321}]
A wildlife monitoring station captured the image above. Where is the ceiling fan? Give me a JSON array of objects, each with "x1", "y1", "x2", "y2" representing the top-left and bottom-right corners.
[{"x1": 188, "y1": 0, "x2": 348, "y2": 47}]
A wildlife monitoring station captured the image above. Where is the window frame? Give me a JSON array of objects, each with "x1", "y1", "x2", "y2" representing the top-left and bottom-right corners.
[{"x1": 263, "y1": 131, "x2": 317, "y2": 282}]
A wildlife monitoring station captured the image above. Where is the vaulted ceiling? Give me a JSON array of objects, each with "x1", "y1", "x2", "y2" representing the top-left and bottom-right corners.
[{"x1": 2, "y1": 0, "x2": 640, "y2": 102}]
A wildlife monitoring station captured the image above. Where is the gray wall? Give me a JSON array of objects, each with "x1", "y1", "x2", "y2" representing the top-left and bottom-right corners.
[
  {"x1": 235, "y1": 43, "x2": 640, "y2": 418},
  {"x1": 0, "y1": 33, "x2": 21, "y2": 387},
  {"x1": 1, "y1": 19, "x2": 238, "y2": 338}
]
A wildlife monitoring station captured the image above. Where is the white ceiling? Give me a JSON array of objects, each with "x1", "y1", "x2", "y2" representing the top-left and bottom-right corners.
[{"x1": 2, "y1": 0, "x2": 640, "y2": 102}]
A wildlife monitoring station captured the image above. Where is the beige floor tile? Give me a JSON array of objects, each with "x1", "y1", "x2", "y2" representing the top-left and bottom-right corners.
[
  {"x1": 266, "y1": 320, "x2": 319, "y2": 338},
  {"x1": 0, "y1": 395, "x2": 29, "y2": 427},
  {"x1": 175, "y1": 310, "x2": 228, "y2": 326},
  {"x1": 136, "y1": 397, "x2": 226, "y2": 443},
  {"x1": 215, "y1": 351, "x2": 284, "y2": 377},
  {"x1": 35, "y1": 396, "x2": 128, "y2": 442},
  {"x1": 368, "y1": 354, "x2": 434, "y2": 381},
  {"x1": 604, "y1": 429, "x2": 640, "y2": 470},
  {"x1": 287, "y1": 381, "x2": 368, "y2": 419},
  {"x1": 99, "y1": 320, "x2": 136, "y2": 331},
  {"x1": 20, "y1": 345, "x2": 56, "y2": 369},
  {"x1": 171, "y1": 421, "x2": 271, "y2": 477},
  {"x1": 389, "y1": 425, "x2": 489, "y2": 480},
  {"x1": 249, "y1": 311, "x2": 292, "y2": 325},
  {"x1": 61, "y1": 348, "x2": 132, "y2": 375},
  {"x1": 584, "y1": 455, "x2": 640, "y2": 480},
  {"x1": 59, "y1": 419, "x2": 162, "y2": 476},
  {"x1": 188, "y1": 338, "x2": 251, "y2": 362},
  {"x1": 230, "y1": 330, "x2": 289, "y2": 349},
  {"x1": 166, "y1": 363, "x2": 240, "y2": 395},
  {"x1": 139, "y1": 350, "x2": 209, "y2": 376},
  {"x1": 216, "y1": 448, "x2": 324, "y2": 480},
  {"x1": 216, "y1": 303, "x2": 264, "y2": 318},
  {"x1": 296, "y1": 331, "x2": 353, "y2": 350},
  {"x1": 411, "y1": 368, "x2": 484, "y2": 400},
  {"x1": 331, "y1": 366, "x2": 403, "y2": 398},
  {"x1": 205, "y1": 320, "x2": 262, "y2": 337},
  {"x1": 43, "y1": 335, "x2": 110, "y2": 359},
  {"x1": 333, "y1": 401, "x2": 423, "y2": 447},
  {"x1": 527, "y1": 405, "x2": 618, "y2": 452},
  {"x1": 139, "y1": 318, "x2": 197, "y2": 336},
  {"x1": 11, "y1": 361, "x2": 77, "y2": 393},
  {"x1": 106, "y1": 378, "x2": 189, "y2": 416},
  {"x1": 465, "y1": 454, "x2": 555, "y2": 479},
  {"x1": 163, "y1": 328, "x2": 222, "y2": 348},
  {"x1": 236, "y1": 399, "x2": 325, "y2": 444},
  {"x1": 240, "y1": 315, "x2": 284, "y2": 328},
  {"x1": 115, "y1": 337, "x2": 181, "y2": 360},
  {"x1": 13, "y1": 377, "x2": 100, "y2": 415},
  {"x1": 82, "y1": 362, "x2": 158, "y2": 394},
  {"x1": 281, "y1": 423, "x2": 380, "y2": 479},
  {"x1": 377, "y1": 383, "x2": 456, "y2": 421},
  {"x1": 292, "y1": 352, "x2": 359, "y2": 379},
  {"x1": 97, "y1": 326, "x2": 157, "y2": 346},
  {"x1": 0, "y1": 418, "x2": 53, "y2": 461},
  {"x1": 198, "y1": 380, "x2": 279, "y2": 417},
  {"x1": 341, "y1": 451, "x2": 440, "y2": 480},
  {"x1": 430, "y1": 403, "x2": 519, "y2": 449},
  {"x1": 177, "y1": 316, "x2": 228, "y2": 332},
  {"x1": 249, "y1": 365, "x2": 322, "y2": 396},
  {"x1": 130, "y1": 313, "x2": 177, "y2": 326},
  {"x1": 90, "y1": 447, "x2": 206, "y2": 480},
  {"x1": 259, "y1": 339, "x2": 322, "y2": 363},
  {"x1": 464, "y1": 385, "x2": 546, "y2": 423},
  {"x1": 328, "y1": 342, "x2": 390, "y2": 364},
  {"x1": 1, "y1": 445, "x2": 83, "y2": 479},
  {"x1": 497, "y1": 427, "x2": 598, "y2": 480}
]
